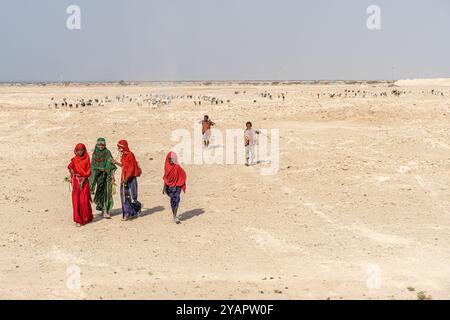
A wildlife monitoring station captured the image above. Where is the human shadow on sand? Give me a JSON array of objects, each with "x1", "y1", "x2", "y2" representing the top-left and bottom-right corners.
[
  {"x1": 207, "y1": 144, "x2": 224, "y2": 150},
  {"x1": 140, "y1": 206, "x2": 165, "y2": 217},
  {"x1": 178, "y1": 208, "x2": 205, "y2": 222},
  {"x1": 92, "y1": 206, "x2": 165, "y2": 222}
]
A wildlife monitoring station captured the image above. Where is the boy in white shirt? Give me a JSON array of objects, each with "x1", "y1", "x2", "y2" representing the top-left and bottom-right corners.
[{"x1": 244, "y1": 121, "x2": 260, "y2": 166}]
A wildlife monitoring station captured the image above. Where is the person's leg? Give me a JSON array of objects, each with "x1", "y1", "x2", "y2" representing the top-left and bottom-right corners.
[
  {"x1": 132, "y1": 177, "x2": 139, "y2": 202},
  {"x1": 72, "y1": 179, "x2": 82, "y2": 225},
  {"x1": 120, "y1": 181, "x2": 128, "y2": 220},
  {"x1": 174, "y1": 187, "x2": 182, "y2": 223},
  {"x1": 104, "y1": 175, "x2": 114, "y2": 218},
  {"x1": 206, "y1": 130, "x2": 211, "y2": 147},
  {"x1": 173, "y1": 207, "x2": 178, "y2": 220},
  {"x1": 169, "y1": 190, "x2": 177, "y2": 215},
  {"x1": 91, "y1": 171, "x2": 100, "y2": 212},
  {"x1": 245, "y1": 145, "x2": 250, "y2": 166},
  {"x1": 250, "y1": 145, "x2": 256, "y2": 164},
  {"x1": 96, "y1": 172, "x2": 110, "y2": 218},
  {"x1": 170, "y1": 187, "x2": 181, "y2": 223},
  {"x1": 129, "y1": 177, "x2": 141, "y2": 216},
  {"x1": 79, "y1": 181, "x2": 93, "y2": 225}
]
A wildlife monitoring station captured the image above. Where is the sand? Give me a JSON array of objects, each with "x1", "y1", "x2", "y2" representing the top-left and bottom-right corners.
[
  {"x1": 1, "y1": 80, "x2": 450, "y2": 300},
  {"x1": 395, "y1": 78, "x2": 450, "y2": 87}
]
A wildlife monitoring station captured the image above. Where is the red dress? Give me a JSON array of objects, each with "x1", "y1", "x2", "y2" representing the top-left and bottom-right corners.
[{"x1": 68, "y1": 144, "x2": 93, "y2": 225}]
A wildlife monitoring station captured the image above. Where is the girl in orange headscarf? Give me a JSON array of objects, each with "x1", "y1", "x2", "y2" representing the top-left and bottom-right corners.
[
  {"x1": 162, "y1": 151, "x2": 186, "y2": 224},
  {"x1": 113, "y1": 140, "x2": 142, "y2": 220},
  {"x1": 68, "y1": 143, "x2": 93, "y2": 226}
]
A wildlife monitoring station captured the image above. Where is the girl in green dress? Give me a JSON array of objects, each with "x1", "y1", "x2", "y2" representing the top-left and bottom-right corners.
[{"x1": 89, "y1": 138, "x2": 117, "y2": 218}]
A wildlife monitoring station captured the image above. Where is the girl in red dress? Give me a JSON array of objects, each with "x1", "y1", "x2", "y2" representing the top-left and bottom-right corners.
[
  {"x1": 112, "y1": 140, "x2": 142, "y2": 221},
  {"x1": 162, "y1": 151, "x2": 186, "y2": 224},
  {"x1": 68, "y1": 143, "x2": 93, "y2": 226}
]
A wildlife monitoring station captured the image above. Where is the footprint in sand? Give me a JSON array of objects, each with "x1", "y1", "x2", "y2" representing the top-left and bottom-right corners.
[
  {"x1": 414, "y1": 175, "x2": 436, "y2": 195},
  {"x1": 397, "y1": 166, "x2": 411, "y2": 174},
  {"x1": 375, "y1": 176, "x2": 390, "y2": 183},
  {"x1": 348, "y1": 224, "x2": 413, "y2": 246},
  {"x1": 46, "y1": 246, "x2": 109, "y2": 267},
  {"x1": 244, "y1": 227, "x2": 302, "y2": 253},
  {"x1": 398, "y1": 161, "x2": 417, "y2": 174}
]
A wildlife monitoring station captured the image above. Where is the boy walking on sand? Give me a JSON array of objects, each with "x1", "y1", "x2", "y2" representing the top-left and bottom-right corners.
[
  {"x1": 244, "y1": 121, "x2": 260, "y2": 166},
  {"x1": 199, "y1": 115, "x2": 215, "y2": 147}
]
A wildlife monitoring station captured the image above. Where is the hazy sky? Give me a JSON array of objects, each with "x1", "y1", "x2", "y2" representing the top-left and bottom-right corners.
[{"x1": 0, "y1": 0, "x2": 449, "y2": 81}]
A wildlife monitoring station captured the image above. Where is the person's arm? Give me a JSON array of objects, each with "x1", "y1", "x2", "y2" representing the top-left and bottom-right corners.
[
  {"x1": 68, "y1": 169, "x2": 74, "y2": 183},
  {"x1": 88, "y1": 170, "x2": 97, "y2": 192},
  {"x1": 162, "y1": 183, "x2": 166, "y2": 195},
  {"x1": 69, "y1": 165, "x2": 78, "y2": 178},
  {"x1": 111, "y1": 158, "x2": 122, "y2": 167},
  {"x1": 109, "y1": 164, "x2": 117, "y2": 183},
  {"x1": 79, "y1": 176, "x2": 86, "y2": 188},
  {"x1": 210, "y1": 120, "x2": 215, "y2": 126},
  {"x1": 106, "y1": 152, "x2": 117, "y2": 173}
]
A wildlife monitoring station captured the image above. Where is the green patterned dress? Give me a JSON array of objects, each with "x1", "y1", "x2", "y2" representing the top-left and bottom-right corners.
[{"x1": 89, "y1": 139, "x2": 117, "y2": 213}]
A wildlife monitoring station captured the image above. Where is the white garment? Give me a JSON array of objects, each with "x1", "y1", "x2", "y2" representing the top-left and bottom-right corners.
[
  {"x1": 245, "y1": 145, "x2": 256, "y2": 164},
  {"x1": 245, "y1": 129, "x2": 257, "y2": 146},
  {"x1": 203, "y1": 129, "x2": 211, "y2": 141}
]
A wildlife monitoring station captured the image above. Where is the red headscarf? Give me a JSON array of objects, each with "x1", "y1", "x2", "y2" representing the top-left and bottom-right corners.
[
  {"x1": 163, "y1": 151, "x2": 186, "y2": 192},
  {"x1": 118, "y1": 140, "x2": 140, "y2": 181},
  {"x1": 69, "y1": 143, "x2": 91, "y2": 178}
]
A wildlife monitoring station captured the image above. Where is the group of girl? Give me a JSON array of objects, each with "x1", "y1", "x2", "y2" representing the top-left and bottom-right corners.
[{"x1": 67, "y1": 138, "x2": 187, "y2": 226}]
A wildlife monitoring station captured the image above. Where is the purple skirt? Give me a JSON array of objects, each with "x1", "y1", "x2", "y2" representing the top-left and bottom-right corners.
[{"x1": 120, "y1": 177, "x2": 142, "y2": 218}]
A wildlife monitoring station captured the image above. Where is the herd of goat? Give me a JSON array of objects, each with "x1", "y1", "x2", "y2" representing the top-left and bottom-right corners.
[{"x1": 48, "y1": 88, "x2": 448, "y2": 110}]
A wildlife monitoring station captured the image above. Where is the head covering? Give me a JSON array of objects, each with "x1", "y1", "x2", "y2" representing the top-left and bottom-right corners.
[
  {"x1": 96, "y1": 137, "x2": 106, "y2": 146},
  {"x1": 163, "y1": 151, "x2": 186, "y2": 192},
  {"x1": 70, "y1": 143, "x2": 91, "y2": 178},
  {"x1": 117, "y1": 140, "x2": 129, "y2": 153},
  {"x1": 91, "y1": 138, "x2": 113, "y2": 173},
  {"x1": 118, "y1": 140, "x2": 140, "y2": 181},
  {"x1": 94, "y1": 137, "x2": 107, "y2": 154}
]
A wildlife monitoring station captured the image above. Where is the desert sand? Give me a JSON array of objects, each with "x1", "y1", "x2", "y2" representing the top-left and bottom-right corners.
[{"x1": 1, "y1": 79, "x2": 450, "y2": 300}]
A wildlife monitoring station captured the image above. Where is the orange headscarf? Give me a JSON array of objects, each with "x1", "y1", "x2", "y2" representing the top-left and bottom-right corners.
[
  {"x1": 68, "y1": 143, "x2": 91, "y2": 178},
  {"x1": 118, "y1": 140, "x2": 140, "y2": 181},
  {"x1": 163, "y1": 151, "x2": 186, "y2": 192}
]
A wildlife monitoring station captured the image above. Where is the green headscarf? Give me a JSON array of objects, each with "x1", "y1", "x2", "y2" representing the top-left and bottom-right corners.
[
  {"x1": 95, "y1": 137, "x2": 106, "y2": 153},
  {"x1": 91, "y1": 138, "x2": 114, "y2": 172}
]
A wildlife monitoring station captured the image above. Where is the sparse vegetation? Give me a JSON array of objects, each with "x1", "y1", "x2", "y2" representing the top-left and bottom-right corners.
[
  {"x1": 417, "y1": 291, "x2": 432, "y2": 300},
  {"x1": 274, "y1": 289, "x2": 283, "y2": 294}
]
